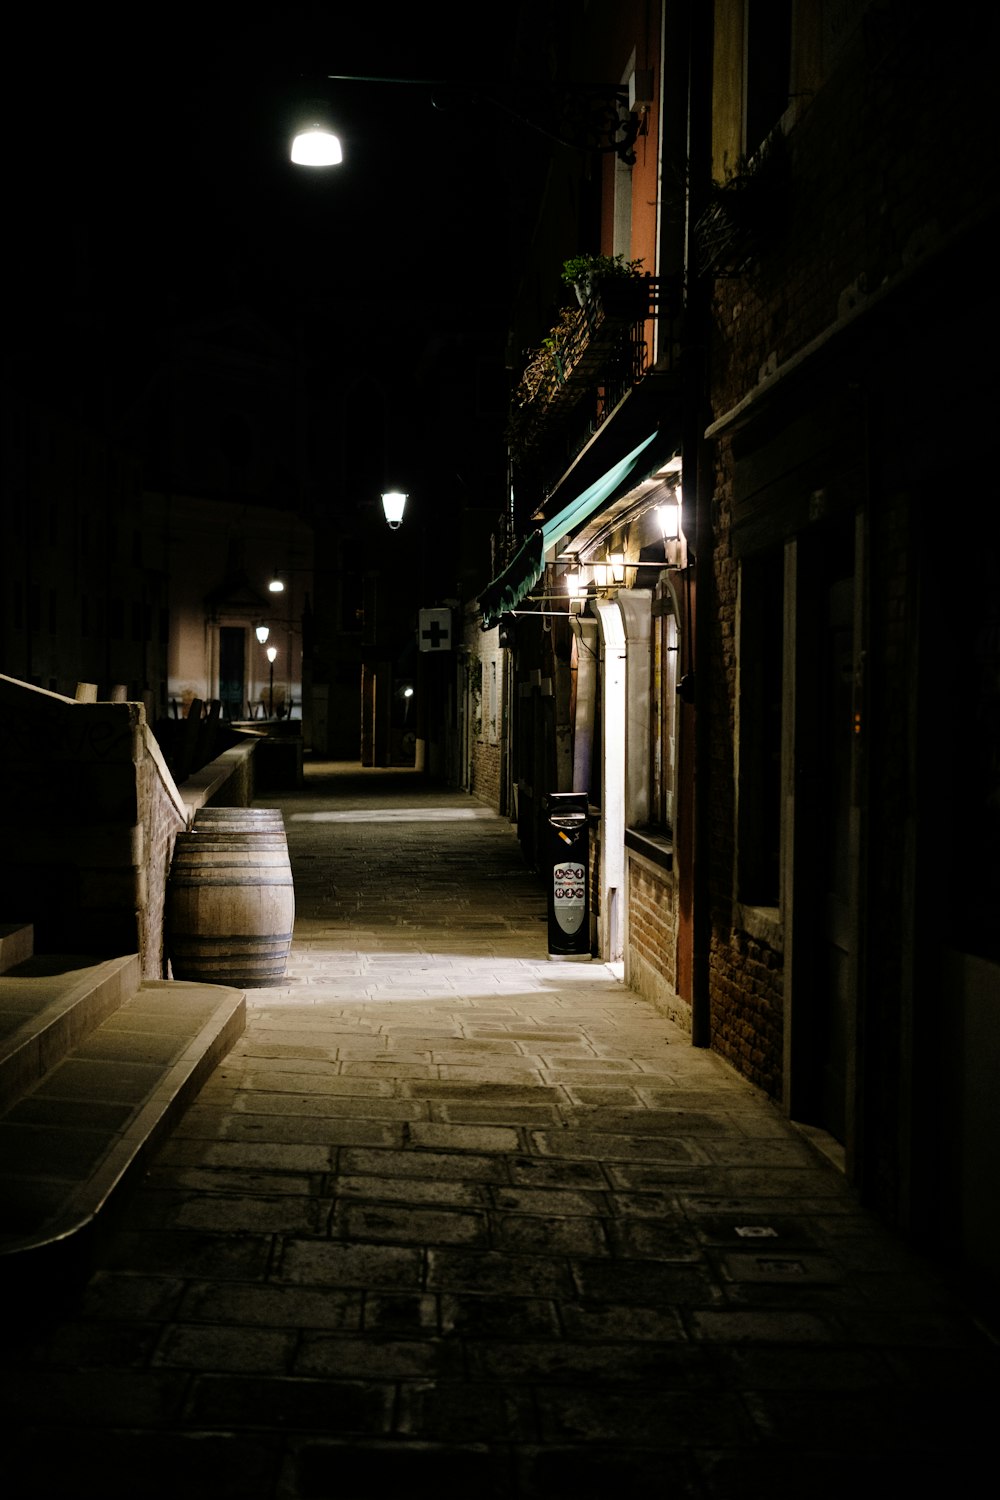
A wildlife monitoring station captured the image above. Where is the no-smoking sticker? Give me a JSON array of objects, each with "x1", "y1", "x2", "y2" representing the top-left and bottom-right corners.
[{"x1": 553, "y1": 861, "x2": 585, "y2": 934}]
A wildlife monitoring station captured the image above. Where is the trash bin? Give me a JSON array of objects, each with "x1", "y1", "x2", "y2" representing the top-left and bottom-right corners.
[{"x1": 545, "y1": 791, "x2": 591, "y2": 959}]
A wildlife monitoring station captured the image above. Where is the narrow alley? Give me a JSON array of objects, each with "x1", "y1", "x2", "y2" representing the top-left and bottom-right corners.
[{"x1": 2, "y1": 763, "x2": 997, "y2": 1498}]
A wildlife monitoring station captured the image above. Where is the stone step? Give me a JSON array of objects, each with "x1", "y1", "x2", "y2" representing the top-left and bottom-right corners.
[
  {"x1": 0, "y1": 952, "x2": 142, "y2": 1111},
  {"x1": 0, "y1": 954, "x2": 245, "y2": 1307},
  {"x1": 0, "y1": 924, "x2": 34, "y2": 977}
]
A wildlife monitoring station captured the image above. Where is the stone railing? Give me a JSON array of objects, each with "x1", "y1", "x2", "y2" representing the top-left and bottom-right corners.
[{"x1": 0, "y1": 676, "x2": 256, "y2": 976}]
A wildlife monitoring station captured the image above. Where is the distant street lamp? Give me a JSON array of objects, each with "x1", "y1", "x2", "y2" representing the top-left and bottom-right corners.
[
  {"x1": 255, "y1": 623, "x2": 270, "y2": 644},
  {"x1": 266, "y1": 645, "x2": 277, "y2": 716},
  {"x1": 381, "y1": 490, "x2": 407, "y2": 530}
]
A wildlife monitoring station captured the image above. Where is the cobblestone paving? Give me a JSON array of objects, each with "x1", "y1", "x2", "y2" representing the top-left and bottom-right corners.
[{"x1": 3, "y1": 764, "x2": 998, "y2": 1498}]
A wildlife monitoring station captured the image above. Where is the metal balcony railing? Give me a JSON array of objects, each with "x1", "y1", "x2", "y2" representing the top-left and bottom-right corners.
[{"x1": 508, "y1": 276, "x2": 680, "y2": 468}]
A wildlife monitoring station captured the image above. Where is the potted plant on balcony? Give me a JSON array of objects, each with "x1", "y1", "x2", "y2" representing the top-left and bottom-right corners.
[
  {"x1": 693, "y1": 129, "x2": 789, "y2": 278},
  {"x1": 561, "y1": 252, "x2": 645, "y2": 309}
]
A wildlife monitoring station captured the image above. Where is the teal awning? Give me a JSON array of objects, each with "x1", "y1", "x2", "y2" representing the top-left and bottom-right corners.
[
  {"x1": 477, "y1": 529, "x2": 545, "y2": 631},
  {"x1": 478, "y1": 430, "x2": 660, "y2": 630},
  {"x1": 541, "y1": 430, "x2": 659, "y2": 557}
]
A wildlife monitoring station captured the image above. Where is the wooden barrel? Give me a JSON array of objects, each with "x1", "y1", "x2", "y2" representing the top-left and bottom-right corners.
[
  {"x1": 193, "y1": 808, "x2": 285, "y2": 834},
  {"x1": 167, "y1": 830, "x2": 295, "y2": 986}
]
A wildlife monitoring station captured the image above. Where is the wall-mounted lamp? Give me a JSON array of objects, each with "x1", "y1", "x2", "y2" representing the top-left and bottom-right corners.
[
  {"x1": 607, "y1": 551, "x2": 626, "y2": 585},
  {"x1": 656, "y1": 490, "x2": 682, "y2": 543},
  {"x1": 268, "y1": 574, "x2": 285, "y2": 594},
  {"x1": 255, "y1": 624, "x2": 270, "y2": 644},
  {"x1": 381, "y1": 490, "x2": 408, "y2": 529},
  {"x1": 295, "y1": 74, "x2": 647, "y2": 168},
  {"x1": 564, "y1": 563, "x2": 588, "y2": 613},
  {"x1": 290, "y1": 105, "x2": 343, "y2": 166}
]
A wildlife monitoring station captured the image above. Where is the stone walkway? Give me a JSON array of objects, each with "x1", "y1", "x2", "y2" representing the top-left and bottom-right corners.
[{"x1": 2, "y1": 763, "x2": 998, "y2": 1497}]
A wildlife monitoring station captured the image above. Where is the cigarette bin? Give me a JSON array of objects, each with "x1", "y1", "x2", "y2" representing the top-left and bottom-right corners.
[{"x1": 545, "y1": 791, "x2": 590, "y2": 959}]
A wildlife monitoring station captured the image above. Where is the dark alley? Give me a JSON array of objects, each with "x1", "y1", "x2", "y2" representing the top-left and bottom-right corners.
[{"x1": 1, "y1": 764, "x2": 997, "y2": 1497}]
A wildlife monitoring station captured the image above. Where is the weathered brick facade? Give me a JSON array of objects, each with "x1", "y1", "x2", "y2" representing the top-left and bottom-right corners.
[
  {"x1": 700, "y1": 2, "x2": 999, "y2": 1278},
  {"x1": 462, "y1": 607, "x2": 505, "y2": 814},
  {"x1": 625, "y1": 852, "x2": 685, "y2": 1029},
  {"x1": 470, "y1": 738, "x2": 502, "y2": 809}
]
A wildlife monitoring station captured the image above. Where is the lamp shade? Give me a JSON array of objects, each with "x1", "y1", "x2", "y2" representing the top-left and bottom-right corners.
[
  {"x1": 255, "y1": 624, "x2": 270, "y2": 644},
  {"x1": 381, "y1": 490, "x2": 407, "y2": 529},
  {"x1": 291, "y1": 126, "x2": 343, "y2": 166},
  {"x1": 657, "y1": 494, "x2": 681, "y2": 541}
]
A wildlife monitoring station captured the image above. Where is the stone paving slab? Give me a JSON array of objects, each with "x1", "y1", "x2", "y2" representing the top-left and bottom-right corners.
[{"x1": 2, "y1": 763, "x2": 998, "y2": 1498}]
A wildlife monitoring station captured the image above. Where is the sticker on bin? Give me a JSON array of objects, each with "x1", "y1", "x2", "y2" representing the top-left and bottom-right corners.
[{"x1": 553, "y1": 862, "x2": 586, "y2": 934}]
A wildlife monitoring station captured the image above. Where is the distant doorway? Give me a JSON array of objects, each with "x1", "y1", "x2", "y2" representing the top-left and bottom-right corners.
[{"x1": 219, "y1": 626, "x2": 246, "y2": 720}]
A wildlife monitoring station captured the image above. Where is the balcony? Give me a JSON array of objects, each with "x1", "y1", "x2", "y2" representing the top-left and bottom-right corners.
[{"x1": 508, "y1": 276, "x2": 680, "y2": 483}]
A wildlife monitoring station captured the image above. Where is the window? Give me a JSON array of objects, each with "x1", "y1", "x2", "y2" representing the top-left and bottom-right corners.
[{"x1": 744, "y1": 0, "x2": 793, "y2": 156}]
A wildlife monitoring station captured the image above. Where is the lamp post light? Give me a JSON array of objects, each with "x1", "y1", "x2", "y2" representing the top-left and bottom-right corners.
[
  {"x1": 381, "y1": 490, "x2": 407, "y2": 530},
  {"x1": 255, "y1": 623, "x2": 270, "y2": 644},
  {"x1": 266, "y1": 645, "x2": 277, "y2": 716},
  {"x1": 290, "y1": 105, "x2": 343, "y2": 166}
]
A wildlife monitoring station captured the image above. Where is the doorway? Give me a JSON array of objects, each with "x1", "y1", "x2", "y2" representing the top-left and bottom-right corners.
[
  {"x1": 787, "y1": 523, "x2": 860, "y2": 1148},
  {"x1": 219, "y1": 626, "x2": 246, "y2": 720}
]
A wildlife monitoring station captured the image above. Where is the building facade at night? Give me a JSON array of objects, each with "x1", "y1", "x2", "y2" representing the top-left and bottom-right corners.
[{"x1": 472, "y1": 0, "x2": 999, "y2": 1299}]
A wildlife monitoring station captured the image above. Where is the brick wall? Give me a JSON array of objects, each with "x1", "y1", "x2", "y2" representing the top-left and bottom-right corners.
[
  {"x1": 695, "y1": 7, "x2": 986, "y2": 1106},
  {"x1": 463, "y1": 607, "x2": 505, "y2": 815},
  {"x1": 471, "y1": 738, "x2": 502, "y2": 810},
  {"x1": 626, "y1": 852, "x2": 689, "y2": 1031},
  {"x1": 709, "y1": 928, "x2": 783, "y2": 1098}
]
